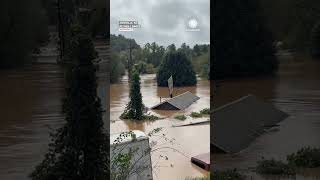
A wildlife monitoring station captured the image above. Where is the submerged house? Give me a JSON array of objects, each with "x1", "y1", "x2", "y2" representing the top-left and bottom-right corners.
[
  {"x1": 151, "y1": 91, "x2": 200, "y2": 110},
  {"x1": 211, "y1": 95, "x2": 289, "y2": 153}
]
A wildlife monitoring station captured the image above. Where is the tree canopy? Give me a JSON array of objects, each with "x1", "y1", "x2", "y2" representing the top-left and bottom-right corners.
[
  {"x1": 260, "y1": 0, "x2": 320, "y2": 54},
  {"x1": 212, "y1": 0, "x2": 278, "y2": 79},
  {"x1": 110, "y1": 34, "x2": 210, "y2": 83},
  {"x1": 157, "y1": 50, "x2": 197, "y2": 87}
]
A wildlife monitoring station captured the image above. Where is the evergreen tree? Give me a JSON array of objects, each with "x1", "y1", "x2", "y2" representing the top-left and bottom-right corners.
[
  {"x1": 30, "y1": 24, "x2": 109, "y2": 180},
  {"x1": 121, "y1": 71, "x2": 144, "y2": 120},
  {"x1": 157, "y1": 50, "x2": 197, "y2": 87},
  {"x1": 212, "y1": 0, "x2": 278, "y2": 79}
]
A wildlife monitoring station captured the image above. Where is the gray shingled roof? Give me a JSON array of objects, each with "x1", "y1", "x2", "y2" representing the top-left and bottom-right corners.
[
  {"x1": 151, "y1": 91, "x2": 200, "y2": 110},
  {"x1": 211, "y1": 95, "x2": 289, "y2": 153}
]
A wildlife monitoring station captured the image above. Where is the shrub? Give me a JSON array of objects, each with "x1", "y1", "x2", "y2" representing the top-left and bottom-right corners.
[
  {"x1": 200, "y1": 108, "x2": 210, "y2": 115},
  {"x1": 287, "y1": 147, "x2": 320, "y2": 168},
  {"x1": 185, "y1": 175, "x2": 210, "y2": 180},
  {"x1": 212, "y1": 169, "x2": 246, "y2": 180},
  {"x1": 256, "y1": 159, "x2": 295, "y2": 175},
  {"x1": 142, "y1": 114, "x2": 160, "y2": 121},
  {"x1": 190, "y1": 112, "x2": 202, "y2": 118},
  {"x1": 174, "y1": 115, "x2": 187, "y2": 121},
  {"x1": 134, "y1": 62, "x2": 155, "y2": 74}
]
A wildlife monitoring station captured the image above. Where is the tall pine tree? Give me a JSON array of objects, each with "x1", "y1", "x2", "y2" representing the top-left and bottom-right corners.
[
  {"x1": 120, "y1": 71, "x2": 144, "y2": 120},
  {"x1": 30, "y1": 24, "x2": 109, "y2": 180}
]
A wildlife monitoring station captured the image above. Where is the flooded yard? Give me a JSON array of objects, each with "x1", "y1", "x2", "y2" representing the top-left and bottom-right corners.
[
  {"x1": 212, "y1": 56, "x2": 320, "y2": 179},
  {"x1": 110, "y1": 74, "x2": 210, "y2": 180}
]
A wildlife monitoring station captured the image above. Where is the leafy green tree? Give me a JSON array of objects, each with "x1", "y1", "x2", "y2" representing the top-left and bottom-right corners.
[
  {"x1": 193, "y1": 51, "x2": 210, "y2": 79},
  {"x1": 167, "y1": 44, "x2": 176, "y2": 51},
  {"x1": 179, "y1": 43, "x2": 193, "y2": 59},
  {"x1": 212, "y1": 0, "x2": 278, "y2": 79},
  {"x1": 30, "y1": 24, "x2": 109, "y2": 180},
  {"x1": 142, "y1": 42, "x2": 165, "y2": 67},
  {"x1": 193, "y1": 44, "x2": 202, "y2": 56},
  {"x1": 121, "y1": 71, "x2": 144, "y2": 120},
  {"x1": 134, "y1": 61, "x2": 155, "y2": 74},
  {"x1": 110, "y1": 51, "x2": 125, "y2": 83},
  {"x1": 110, "y1": 34, "x2": 140, "y2": 52},
  {"x1": 157, "y1": 50, "x2": 197, "y2": 87},
  {"x1": 260, "y1": 0, "x2": 320, "y2": 53}
]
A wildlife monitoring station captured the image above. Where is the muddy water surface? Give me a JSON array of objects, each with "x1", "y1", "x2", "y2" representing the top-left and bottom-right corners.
[
  {"x1": 110, "y1": 74, "x2": 210, "y2": 180},
  {"x1": 213, "y1": 56, "x2": 320, "y2": 180},
  {"x1": 0, "y1": 64, "x2": 64, "y2": 180}
]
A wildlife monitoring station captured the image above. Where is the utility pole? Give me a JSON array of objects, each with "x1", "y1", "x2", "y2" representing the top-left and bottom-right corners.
[
  {"x1": 128, "y1": 40, "x2": 133, "y2": 80},
  {"x1": 57, "y1": 0, "x2": 65, "y2": 63}
]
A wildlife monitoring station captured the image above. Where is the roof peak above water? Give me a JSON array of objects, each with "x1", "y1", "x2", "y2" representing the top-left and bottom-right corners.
[
  {"x1": 151, "y1": 91, "x2": 200, "y2": 110},
  {"x1": 212, "y1": 94, "x2": 289, "y2": 153}
]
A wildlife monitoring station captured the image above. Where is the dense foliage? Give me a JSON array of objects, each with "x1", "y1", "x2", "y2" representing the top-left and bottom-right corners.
[
  {"x1": 30, "y1": 24, "x2": 109, "y2": 180},
  {"x1": 212, "y1": 169, "x2": 246, "y2": 180},
  {"x1": 260, "y1": 0, "x2": 320, "y2": 54},
  {"x1": 134, "y1": 61, "x2": 155, "y2": 74},
  {"x1": 41, "y1": 0, "x2": 107, "y2": 37},
  {"x1": 157, "y1": 50, "x2": 197, "y2": 87},
  {"x1": 110, "y1": 34, "x2": 140, "y2": 52},
  {"x1": 212, "y1": 0, "x2": 278, "y2": 79},
  {"x1": 287, "y1": 147, "x2": 320, "y2": 168},
  {"x1": 256, "y1": 159, "x2": 295, "y2": 175},
  {"x1": 0, "y1": 0, "x2": 49, "y2": 68},
  {"x1": 110, "y1": 34, "x2": 210, "y2": 83},
  {"x1": 110, "y1": 51, "x2": 125, "y2": 83}
]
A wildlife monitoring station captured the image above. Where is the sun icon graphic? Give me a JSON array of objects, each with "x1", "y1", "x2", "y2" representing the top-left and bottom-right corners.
[{"x1": 188, "y1": 18, "x2": 198, "y2": 29}]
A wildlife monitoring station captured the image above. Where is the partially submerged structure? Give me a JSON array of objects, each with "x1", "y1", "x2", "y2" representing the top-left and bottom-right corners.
[
  {"x1": 191, "y1": 153, "x2": 210, "y2": 171},
  {"x1": 110, "y1": 130, "x2": 153, "y2": 180},
  {"x1": 151, "y1": 91, "x2": 200, "y2": 110},
  {"x1": 211, "y1": 95, "x2": 289, "y2": 153}
]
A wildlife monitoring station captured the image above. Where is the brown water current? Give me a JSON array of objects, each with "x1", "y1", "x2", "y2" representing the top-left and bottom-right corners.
[
  {"x1": 212, "y1": 55, "x2": 320, "y2": 180},
  {"x1": 110, "y1": 74, "x2": 210, "y2": 180},
  {"x1": 0, "y1": 63, "x2": 65, "y2": 180},
  {"x1": 1, "y1": 54, "x2": 319, "y2": 180}
]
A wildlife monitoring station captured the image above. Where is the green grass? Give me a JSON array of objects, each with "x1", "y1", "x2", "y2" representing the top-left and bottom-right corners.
[{"x1": 174, "y1": 115, "x2": 187, "y2": 121}]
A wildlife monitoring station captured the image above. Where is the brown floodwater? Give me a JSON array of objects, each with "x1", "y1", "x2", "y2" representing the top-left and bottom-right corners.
[
  {"x1": 0, "y1": 61, "x2": 108, "y2": 180},
  {"x1": 110, "y1": 74, "x2": 210, "y2": 180},
  {"x1": 1, "y1": 54, "x2": 319, "y2": 180},
  {"x1": 0, "y1": 63, "x2": 65, "y2": 180},
  {"x1": 212, "y1": 55, "x2": 320, "y2": 179}
]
